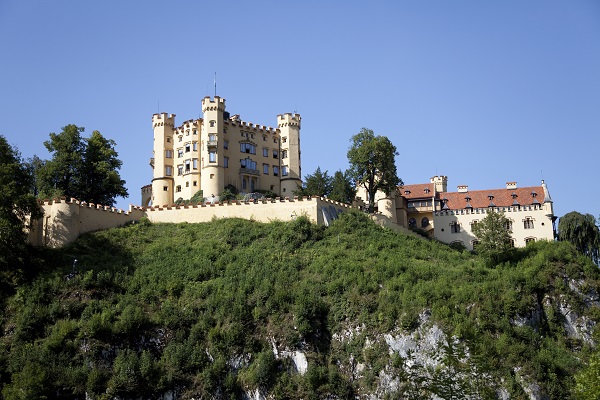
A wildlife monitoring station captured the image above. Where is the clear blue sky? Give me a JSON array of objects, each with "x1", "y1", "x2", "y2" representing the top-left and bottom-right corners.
[{"x1": 1, "y1": 1, "x2": 599, "y2": 219}]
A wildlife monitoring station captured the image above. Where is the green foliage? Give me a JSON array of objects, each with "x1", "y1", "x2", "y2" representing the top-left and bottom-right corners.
[
  {"x1": 471, "y1": 210, "x2": 514, "y2": 265},
  {"x1": 295, "y1": 166, "x2": 333, "y2": 198},
  {"x1": 35, "y1": 125, "x2": 128, "y2": 206},
  {"x1": 573, "y1": 350, "x2": 600, "y2": 400},
  {"x1": 347, "y1": 128, "x2": 402, "y2": 212},
  {"x1": 559, "y1": 211, "x2": 600, "y2": 265},
  {"x1": 328, "y1": 170, "x2": 356, "y2": 204},
  {"x1": 0, "y1": 214, "x2": 599, "y2": 398},
  {"x1": 0, "y1": 135, "x2": 43, "y2": 290}
]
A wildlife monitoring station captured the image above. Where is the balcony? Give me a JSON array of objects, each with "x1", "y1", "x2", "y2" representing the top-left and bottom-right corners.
[
  {"x1": 207, "y1": 140, "x2": 218, "y2": 148},
  {"x1": 149, "y1": 157, "x2": 155, "y2": 168},
  {"x1": 240, "y1": 167, "x2": 260, "y2": 176}
]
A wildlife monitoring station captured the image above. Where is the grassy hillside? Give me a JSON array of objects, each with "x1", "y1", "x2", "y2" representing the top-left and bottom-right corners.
[{"x1": 1, "y1": 212, "x2": 599, "y2": 399}]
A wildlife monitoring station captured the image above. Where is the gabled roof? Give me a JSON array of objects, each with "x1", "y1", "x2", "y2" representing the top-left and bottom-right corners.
[{"x1": 399, "y1": 183, "x2": 434, "y2": 199}]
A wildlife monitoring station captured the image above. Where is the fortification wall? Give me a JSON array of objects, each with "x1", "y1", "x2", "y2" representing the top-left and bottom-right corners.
[
  {"x1": 145, "y1": 197, "x2": 353, "y2": 226},
  {"x1": 30, "y1": 198, "x2": 145, "y2": 248}
]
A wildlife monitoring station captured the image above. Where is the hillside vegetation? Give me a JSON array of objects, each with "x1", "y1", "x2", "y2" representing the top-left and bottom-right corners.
[{"x1": 1, "y1": 212, "x2": 599, "y2": 399}]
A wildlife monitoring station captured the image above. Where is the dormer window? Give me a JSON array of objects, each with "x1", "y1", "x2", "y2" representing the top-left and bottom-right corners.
[
  {"x1": 404, "y1": 190, "x2": 411, "y2": 195},
  {"x1": 424, "y1": 188, "x2": 430, "y2": 194}
]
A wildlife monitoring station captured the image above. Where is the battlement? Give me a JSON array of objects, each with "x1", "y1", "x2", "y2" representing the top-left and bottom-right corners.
[
  {"x1": 39, "y1": 197, "x2": 144, "y2": 215},
  {"x1": 277, "y1": 113, "x2": 301, "y2": 128},
  {"x1": 237, "y1": 120, "x2": 277, "y2": 133},
  {"x1": 202, "y1": 96, "x2": 226, "y2": 112},
  {"x1": 153, "y1": 113, "x2": 176, "y2": 128}
]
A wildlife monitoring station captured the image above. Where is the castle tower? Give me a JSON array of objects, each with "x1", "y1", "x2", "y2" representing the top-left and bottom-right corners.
[
  {"x1": 278, "y1": 113, "x2": 302, "y2": 197},
  {"x1": 430, "y1": 175, "x2": 448, "y2": 193},
  {"x1": 151, "y1": 113, "x2": 176, "y2": 206},
  {"x1": 200, "y1": 96, "x2": 225, "y2": 198}
]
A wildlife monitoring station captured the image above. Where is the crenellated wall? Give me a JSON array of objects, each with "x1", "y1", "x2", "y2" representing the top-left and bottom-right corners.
[
  {"x1": 145, "y1": 197, "x2": 352, "y2": 226},
  {"x1": 28, "y1": 196, "x2": 391, "y2": 248},
  {"x1": 28, "y1": 198, "x2": 145, "y2": 248}
]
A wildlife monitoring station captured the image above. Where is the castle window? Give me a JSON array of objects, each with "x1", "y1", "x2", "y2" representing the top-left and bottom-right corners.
[
  {"x1": 525, "y1": 237, "x2": 536, "y2": 244},
  {"x1": 193, "y1": 129, "x2": 197, "y2": 135},
  {"x1": 242, "y1": 178, "x2": 247, "y2": 190},
  {"x1": 178, "y1": 149, "x2": 183, "y2": 158},
  {"x1": 167, "y1": 137, "x2": 171, "y2": 143},
  {"x1": 193, "y1": 158, "x2": 198, "y2": 169},
  {"x1": 163, "y1": 186, "x2": 168, "y2": 191},
  {"x1": 176, "y1": 185, "x2": 181, "y2": 193},
  {"x1": 263, "y1": 135, "x2": 267, "y2": 141},
  {"x1": 421, "y1": 217, "x2": 429, "y2": 228},
  {"x1": 224, "y1": 140, "x2": 229, "y2": 149},
  {"x1": 450, "y1": 221, "x2": 460, "y2": 233},
  {"x1": 251, "y1": 133, "x2": 255, "y2": 139},
  {"x1": 273, "y1": 166, "x2": 279, "y2": 176},
  {"x1": 263, "y1": 148, "x2": 269, "y2": 157},
  {"x1": 282, "y1": 166, "x2": 288, "y2": 176},
  {"x1": 209, "y1": 134, "x2": 216, "y2": 142},
  {"x1": 209, "y1": 120, "x2": 216, "y2": 127},
  {"x1": 273, "y1": 150, "x2": 279, "y2": 159},
  {"x1": 282, "y1": 137, "x2": 287, "y2": 143},
  {"x1": 193, "y1": 181, "x2": 197, "y2": 186},
  {"x1": 177, "y1": 166, "x2": 183, "y2": 176},
  {"x1": 185, "y1": 144, "x2": 190, "y2": 152},
  {"x1": 504, "y1": 220, "x2": 513, "y2": 231},
  {"x1": 241, "y1": 157, "x2": 257, "y2": 171},
  {"x1": 274, "y1": 138, "x2": 278, "y2": 143},
  {"x1": 186, "y1": 130, "x2": 190, "y2": 136},
  {"x1": 165, "y1": 150, "x2": 173, "y2": 158},
  {"x1": 282, "y1": 150, "x2": 288, "y2": 159},
  {"x1": 224, "y1": 157, "x2": 229, "y2": 168},
  {"x1": 209, "y1": 151, "x2": 216, "y2": 163},
  {"x1": 210, "y1": 174, "x2": 214, "y2": 179},
  {"x1": 523, "y1": 217, "x2": 534, "y2": 229},
  {"x1": 185, "y1": 160, "x2": 190, "y2": 172},
  {"x1": 179, "y1": 136, "x2": 182, "y2": 142},
  {"x1": 263, "y1": 164, "x2": 269, "y2": 174},
  {"x1": 186, "y1": 182, "x2": 189, "y2": 187},
  {"x1": 193, "y1": 142, "x2": 198, "y2": 151},
  {"x1": 240, "y1": 143, "x2": 256, "y2": 154}
]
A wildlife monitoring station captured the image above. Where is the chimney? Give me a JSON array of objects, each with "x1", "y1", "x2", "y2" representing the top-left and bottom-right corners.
[
  {"x1": 506, "y1": 182, "x2": 517, "y2": 190},
  {"x1": 457, "y1": 185, "x2": 468, "y2": 193}
]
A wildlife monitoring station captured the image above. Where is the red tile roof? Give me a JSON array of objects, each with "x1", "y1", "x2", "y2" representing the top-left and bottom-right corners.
[
  {"x1": 400, "y1": 183, "x2": 546, "y2": 209},
  {"x1": 399, "y1": 183, "x2": 434, "y2": 199},
  {"x1": 440, "y1": 186, "x2": 544, "y2": 209}
]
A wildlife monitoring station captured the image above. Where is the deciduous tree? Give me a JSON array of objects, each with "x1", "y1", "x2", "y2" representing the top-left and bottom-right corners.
[
  {"x1": 0, "y1": 135, "x2": 42, "y2": 281},
  {"x1": 36, "y1": 125, "x2": 128, "y2": 206},
  {"x1": 558, "y1": 211, "x2": 599, "y2": 265},
  {"x1": 347, "y1": 128, "x2": 401, "y2": 213},
  {"x1": 471, "y1": 210, "x2": 513, "y2": 265}
]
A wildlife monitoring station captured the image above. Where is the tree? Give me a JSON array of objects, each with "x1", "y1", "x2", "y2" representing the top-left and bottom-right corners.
[
  {"x1": 0, "y1": 135, "x2": 42, "y2": 281},
  {"x1": 37, "y1": 124, "x2": 85, "y2": 200},
  {"x1": 79, "y1": 130, "x2": 128, "y2": 206},
  {"x1": 558, "y1": 211, "x2": 599, "y2": 265},
  {"x1": 328, "y1": 170, "x2": 356, "y2": 204},
  {"x1": 36, "y1": 125, "x2": 128, "y2": 206},
  {"x1": 471, "y1": 210, "x2": 513, "y2": 265},
  {"x1": 295, "y1": 167, "x2": 333, "y2": 198},
  {"x1": 347, "y1": 128, "x2": 401, "y2": 213}
]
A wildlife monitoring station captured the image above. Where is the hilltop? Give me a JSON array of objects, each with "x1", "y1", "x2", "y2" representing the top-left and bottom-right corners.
[{"x1": 1, "y1": 212, "x2": 599, "y2": 399}]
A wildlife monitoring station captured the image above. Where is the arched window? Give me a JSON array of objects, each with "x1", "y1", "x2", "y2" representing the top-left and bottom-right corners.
[
  {"x1": 421, "y1": 217, "x2": 429, "y2": 228},
  {"x1": 409, "y1": 218, "x2": 416, "y2": 228}
]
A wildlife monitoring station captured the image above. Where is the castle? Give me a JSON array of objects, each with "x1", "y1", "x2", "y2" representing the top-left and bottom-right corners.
[
  {"x1": 141, "y1": 96, "x2": 301, "y2": 207},
  {"x1": 27, "y1": 96, "x2": 556, "y2": 249}
]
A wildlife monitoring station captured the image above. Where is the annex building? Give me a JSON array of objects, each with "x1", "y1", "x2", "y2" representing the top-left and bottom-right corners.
[
  {"x1": 141, "y1": 96, "x2": 301, "y2": 207},
  {"x1": 395, "y1": 176, "x2": 556, "y2": 250}
]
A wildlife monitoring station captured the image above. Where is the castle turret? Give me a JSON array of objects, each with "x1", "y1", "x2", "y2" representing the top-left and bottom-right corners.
[
  {"x1": 200, "y1": 96, "x2": 225, "y2": 198},
  {"x1": 151, "y1": 113, "x2": 176, "y2": 206},
  {"x1": 430, "y1": 175, "x2": 448, "y2": 193},
  {"x1": 278, "y1": 113, "x2": 302, "y2": 197}
]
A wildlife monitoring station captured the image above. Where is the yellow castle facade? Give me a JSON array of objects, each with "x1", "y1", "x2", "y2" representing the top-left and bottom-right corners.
[{"x1": 142, "y1": 96, "x2": 301, "y2": 207}]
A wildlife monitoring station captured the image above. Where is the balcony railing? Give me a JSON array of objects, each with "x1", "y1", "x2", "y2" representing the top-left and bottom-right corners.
[
  {"x1": 207, "y1": 140, "x2": 218, "y2": 148},
  {"x1": 149, "y1": 157, "x2": 155, "y2": 168},
  {"x1": 240, "y1": 167, "x2": 259, "y2": 176}
]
